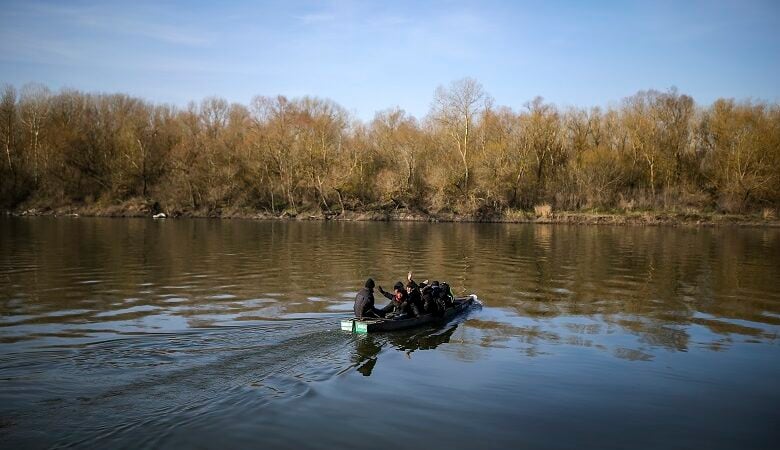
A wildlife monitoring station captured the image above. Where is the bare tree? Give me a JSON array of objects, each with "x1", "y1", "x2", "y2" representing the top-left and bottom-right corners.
[
  {"x1": 0, "y1": 85, "x2": 17, "y2": 174},
  {"x1": 431, "y1": 77, "x2": 491, "y2": 194},
  {"x1": 623, "y1": 91, "x2": 659, "y2": 200},
  {"x1": 521, "y1": 97, "x2": 563, "y2": 203},
  {"x1": 19, "y1": 83, "x2": 51, "y2": 184},
  {"x1": 1, "y1": 81, "x2": 778, "y2": 216},
  {"x1": 372, "y1": 108, "x2": 425, "y2": 203},
  {"x1": 701, "y1": 99, "x2": 779, "y2": 211},
  {"x1": 653, "y1": 88, "x2": 695, "y2": 188}
]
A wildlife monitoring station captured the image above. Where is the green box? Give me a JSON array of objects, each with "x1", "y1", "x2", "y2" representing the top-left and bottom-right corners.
[{"x1": 354, "y1": 321, "x2": 368, "y2": 334}]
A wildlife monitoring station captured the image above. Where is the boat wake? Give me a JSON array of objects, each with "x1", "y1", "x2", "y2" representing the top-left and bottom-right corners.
[
  {"x1": 0, "y1": 318, "x2": 356, "y2": 448},
  {"x1": 1, "y1": 301, "x2": 483, "y2": 448}
]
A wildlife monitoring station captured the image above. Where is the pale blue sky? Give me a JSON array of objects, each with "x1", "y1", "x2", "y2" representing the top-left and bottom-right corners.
[{"x1": 1, "y1": 0, "x2": 778, "y2": 119}]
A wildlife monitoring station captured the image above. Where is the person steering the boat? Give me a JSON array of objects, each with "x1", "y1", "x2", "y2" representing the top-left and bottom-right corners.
[{"x1": 354, "y1": 278, "x2": 385, "y2": 319}]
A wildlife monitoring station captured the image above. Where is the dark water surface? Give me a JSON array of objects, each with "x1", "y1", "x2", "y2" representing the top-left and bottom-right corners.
[{"x1": 1, "y1": 218, "x2": 779, "y2": 449}]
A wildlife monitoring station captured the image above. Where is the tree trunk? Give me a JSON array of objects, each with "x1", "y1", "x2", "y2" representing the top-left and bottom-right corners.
[
  {"x1": 463, "y1": 118, "x2": 470, "y2": 192},
  {"x1": 535, "y1": 152, "x2": 545, "y2": 202},
  {"x1": 405, "y1": 156, "x2": 413, "y2": 193},
  {"x1": 316, "y1": 175, "x2": 330, "y2": 212},
  {"x1": 187, "y1": 179, "x2": 197, "y2": 209},
  {"x1": 32, "y1": 129, "x2": 39, "y2": 184},
  {"x1": 4, "y1": 141, "x2": 12, "y2": 175},
  {"x1": 335, "y1": 188, "x2": 346, "y2": 215},
  {"x1": 649, "y1": 161, "x2": 655, "y2": 199},
  {"x1": 3, "y1": 109, "x2": 12, "y2": 174},
  {"x1": 137, "y1": 139, "x2": 148, "y2": 198},
  {"x1": 287, "y1": 183, "x2": 297, "y2": 213}
]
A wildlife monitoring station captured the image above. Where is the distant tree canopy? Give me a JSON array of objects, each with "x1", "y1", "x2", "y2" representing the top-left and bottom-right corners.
[{"x1": 1, "y1": 79, "x2": 779, "y2": 215}]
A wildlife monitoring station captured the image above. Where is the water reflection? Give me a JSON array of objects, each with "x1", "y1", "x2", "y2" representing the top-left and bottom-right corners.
[
  {"x1": 353, "y1": 335, "x2": 381, "y2": 376},
  {"x1": 0, "y1": 218, "x2": 778, "y2": 357},
  {"x1": 1, "y1": 218, "x2": 779, "y2": 449},
  {"x1": 352, "y1": 324, "x2": 460, "y2": 376}
]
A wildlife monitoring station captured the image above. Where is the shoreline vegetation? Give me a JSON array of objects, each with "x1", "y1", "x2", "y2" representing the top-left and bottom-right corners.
[
  {"x1": 2, "y1": 79, "x2": 779, "y2": 227},
  {"x1": 5, "y1": 200, "x2": 779, "y2": 227}
]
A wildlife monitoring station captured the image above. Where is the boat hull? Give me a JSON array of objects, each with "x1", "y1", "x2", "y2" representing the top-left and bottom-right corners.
[{"x1": 341, "y1": 295, "x2": 477, "y2": 333}]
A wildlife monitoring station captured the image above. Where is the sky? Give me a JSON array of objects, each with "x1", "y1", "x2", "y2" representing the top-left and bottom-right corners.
[{"x1": 1, "y1": 0, "x2": 778, "y2": 120}]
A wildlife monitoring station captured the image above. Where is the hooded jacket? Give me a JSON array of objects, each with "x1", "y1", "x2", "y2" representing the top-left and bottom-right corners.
[{"x1": 354, "y1": 287, "x2": 377, "y2": 318}]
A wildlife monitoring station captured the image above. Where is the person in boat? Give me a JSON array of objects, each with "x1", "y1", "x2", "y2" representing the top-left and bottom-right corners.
[
  {"x1": 427, "y1": 281, "x2": 453, "y2": 315},
  {"x1": 354, "y1": 278, "x2": 385, "y2": 319},
  {"x1": 378, "y1": 281, "x2": 411, "y2": 318},
  {"x1": 406, "y1": 281, "x2": 423, "y2": 317},
  {"x1": 440, "y1": 281, "x2": 454, "y2": 308},
  {"x1": 405, "y1": 272, "x2": 424, "y2": 317},
  {"x1": 421, "y1": 282, "x2": 439, "y2": 314},
  {"x1": 430, "y1": 281, "x2": 445, "y2": 315}
]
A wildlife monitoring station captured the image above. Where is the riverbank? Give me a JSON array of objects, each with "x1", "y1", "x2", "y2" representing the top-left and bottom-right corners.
[{"x1": 4, "y1": 199, "x2": 779, "y2": 227}]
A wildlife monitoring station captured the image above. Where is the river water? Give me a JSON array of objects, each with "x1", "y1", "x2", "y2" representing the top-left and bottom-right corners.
[{"x1": 1, "y1": 218, "x2": 778, "y2": 449}]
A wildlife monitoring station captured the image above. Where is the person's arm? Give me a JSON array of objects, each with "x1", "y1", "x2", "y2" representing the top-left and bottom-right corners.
[
  {"x1": 378, "y1": 286, "x2": 394, "y2": 300},
  {"x1": 407, "y1": 272, "x2": 419, "y2": 290}
]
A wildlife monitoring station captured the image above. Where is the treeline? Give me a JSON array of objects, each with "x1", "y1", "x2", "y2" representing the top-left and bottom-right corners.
[{"x1": 1, "y1": 79, "x2": 779, "y2": 216}]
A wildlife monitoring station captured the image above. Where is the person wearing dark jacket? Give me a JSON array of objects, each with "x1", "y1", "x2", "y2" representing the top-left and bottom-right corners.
[
  {"x1": 429, "y1": 281, "x2": 448, "y2": 316},
  {"x1": 405, "y1": 281, "x2": 423, "y2": 317},
  {"x1": 405, "y1": 273, "x2": 424, "y2": 317},
  {"x1": 378, "y1": 281, "x2": 410, "y2": 317},
  {"x1": 439, "y1": 282, "x2": 454, "y2": 308},
  {"x1": 421, "y1": 283, "x2": 438, "y2": 314},
  {"x1": 354, "y1": 278, "x2": 385, "y2": 318}
]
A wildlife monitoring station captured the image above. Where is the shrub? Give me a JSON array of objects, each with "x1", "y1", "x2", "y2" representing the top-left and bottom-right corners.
[{"x1": 534, "y1": 203, "x2": 552, "y2": 218}]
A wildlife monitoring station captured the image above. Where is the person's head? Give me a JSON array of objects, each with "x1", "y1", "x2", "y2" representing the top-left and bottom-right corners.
[
  {"x1": 393, "y1": 281, "x2": 404, "y2": 293},
  {"x1": 365, "y1": 278, "x2": 375, "y2": 290},
  {"x1": 431, "y1": 281, "x2": 440, "y2": 288}
]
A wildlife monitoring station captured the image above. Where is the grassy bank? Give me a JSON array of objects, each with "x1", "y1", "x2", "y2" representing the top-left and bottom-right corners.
[{"x1": 5, "y1": 199, "x2": 779, "y2": 227}]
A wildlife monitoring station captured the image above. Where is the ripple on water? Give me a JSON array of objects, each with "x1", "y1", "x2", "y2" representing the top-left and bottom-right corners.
[
  {"x1": 1, "y1": 220, "x2": 779, "y2": 449},
  {"x1": 43, "y1": 309, "x2": 95, "y2": 317},
  {"x1": 206, "y1": 294, "x2": 237, "y2": 300},
  {"x1": 94, "y1": 305, "x2": 161, "y2": 318},
  {"x1": 325, "y1": 301, "x2": 354, "y2": 312}
]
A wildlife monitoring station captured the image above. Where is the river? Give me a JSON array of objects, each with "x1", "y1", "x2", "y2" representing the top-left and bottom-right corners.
[{"x1": 1, "y1": 218, "x2": 779, "y2": 449}]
